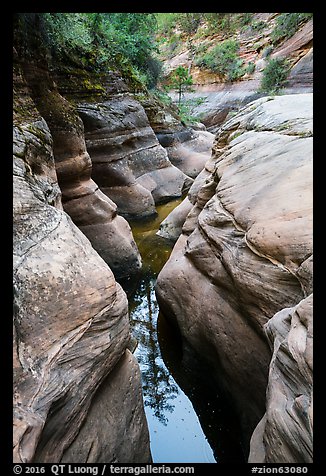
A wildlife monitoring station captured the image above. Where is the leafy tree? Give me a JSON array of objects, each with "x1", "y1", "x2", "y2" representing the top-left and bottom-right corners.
[
  {"x1": 177, "y1": 97, "x2": 206, "y2": 125},
  {"x1": 203, "y1": 13, "x2": 234, "y2": 34},
  {"x1": 155, "y1": 13, "x2": 178, "y2": 35},
  {"x1": 176, "y1": 13, "x2": 202, "y2": 34},
  {"x1": 169, "y1": 66, "x2": 194, "y2": 105}
]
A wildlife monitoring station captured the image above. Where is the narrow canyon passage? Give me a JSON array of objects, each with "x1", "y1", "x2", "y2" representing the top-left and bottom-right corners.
[
  {"x1": 121, "y1": 199, "x2": 245, "y2": 463},
  {"x1": 13, "y1": 13, "x2": 313, "y2": 464}
]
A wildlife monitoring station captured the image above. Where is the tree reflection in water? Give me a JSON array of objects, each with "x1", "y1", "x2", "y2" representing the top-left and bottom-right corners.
[
  {"x1": 124, "y1": 200, "x2": 244, "y2": 462},
  {"x1": 130, "y1": 274, "x2": 179, "y2": 426}
]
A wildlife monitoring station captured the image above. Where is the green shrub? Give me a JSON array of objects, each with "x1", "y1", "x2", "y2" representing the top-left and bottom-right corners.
[
  {"x1": 176, "y1": 13, "x2": 202, "y2": 34},
  {"x1": 253, "y1": 41, "x2": 264, "y2": 52},
  {"x1": 271, "y1": 13, "x2": 313, "y2": 44},
  {"x1": 32, "y1": 13, "x2": 162, "y2": 89},
  {"x1": 167, "y1": 66, "x2": 194, "y2": 105},
  {"x1": 152, "y1": 88, "x2": 173, "y2": 107},
  {"x1": 251, "y1": 20, "x2": 266, "y2": 31},
  {"x1": 195, "y1": 42, "x2": 211, "y2": 55},
  {"x1": 166, "y1": 34, "x2": 182, "y2": 58},
  {"x1": 238, "y1": 13, "x2": 254, "y2": 26},
  {"x1": 155, "y1": 13, "x2": 177, "y2": 35},
  {"x1": 245, "y1": 62, "x2": 256, "y2": 75},
  {"x1": 201, "y1": 13, "x2": 237, "y2": 36},
  {"x1": 177, "y1": 97, "x2": 206, "y2": 125},
  {"x1": 145, "y1": 56, "x2": 163, "y2": 89},
  {"x1": 195, "y1": 39, "x2": 246, "y2": 81},
  {"x1": 260, "y1": 57, "x2": 291, "y2": 92}
]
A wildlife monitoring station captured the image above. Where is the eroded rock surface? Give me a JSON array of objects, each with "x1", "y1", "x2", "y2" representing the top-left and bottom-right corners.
[
  {"x1": 139, "y1": 93, "x2": 214, "y2": 179},
  {"x1": 78, "y1": 96, "x2": 192, "y2": 219},
  {"x1": 13, "y1": 119, "x2": 151, "y2": 463},
  {"x1": 14, "y1": 15, "x2": 142, "y2": 279},
  {"x1": 61, "y1": 350, "x2": 152, "y2": 463},
  {"x1": 164, "y1": 130, "x2": 214, "y2": 179},
  {"x1": 249, "y1": 295, "x2": 313, "y2": 463},
  {"x1": 22, "y1": 64, "x2": 141, "y2": 279},
  {"x1": 157, "y1": 156, "x2": 217, "y2": 242},
  {"x1": 156, "y1": 94, "x2": 313, "y2": 456},
  {"x1": 165, "y1": 16, "x2": 313, "y2": 131}
]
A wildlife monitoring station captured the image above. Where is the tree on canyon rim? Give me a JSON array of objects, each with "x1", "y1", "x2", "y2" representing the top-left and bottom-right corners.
[{"x1": 169, "y1": 65, "x2": 194, "y2": 106}]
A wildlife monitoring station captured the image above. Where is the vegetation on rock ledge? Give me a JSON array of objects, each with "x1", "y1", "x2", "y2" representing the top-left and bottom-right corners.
[
  {"x1": 16, "y1": 13, "x2": 160, "y2": 89},
  {"x1": 260, "y1": 57, "x2": 291, "y2": 93}
]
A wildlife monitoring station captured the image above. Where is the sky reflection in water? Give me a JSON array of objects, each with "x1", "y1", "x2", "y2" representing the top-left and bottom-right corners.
[
  {"x1": 127, "y1": 198, "x2": 216, "y2": 462},
  {"x1": 130, "y1": 275, "x2": 216, "y2": 463}
]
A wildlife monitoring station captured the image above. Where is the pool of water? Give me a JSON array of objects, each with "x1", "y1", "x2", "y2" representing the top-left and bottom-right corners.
[{"x1": 123, "y1": 198, "x2": 245, "y2": 463}]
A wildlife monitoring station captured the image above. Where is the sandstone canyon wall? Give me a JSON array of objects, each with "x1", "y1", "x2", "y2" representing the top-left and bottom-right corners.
[
  {"x1": 156, "y1": 93, "x2": 313, "y2": 461},
  {"x1": 52, "y1": 64, "x2": 197, "y2": 221},
  {"x1": 78, "y1": 96, "x2": 192, "y2": 219},
  {"x1": 13, "y1": 113, "x2": 151, "y2": 463},
  {"x1": 13, "y1": 16, "x2": 151, "y2": 463},
  {"x1": 18, "y1": 58, "x2": 142, "y2": 280},
  {"x1": 13, "y1": 12, "x2": 313, "y2": 464}
]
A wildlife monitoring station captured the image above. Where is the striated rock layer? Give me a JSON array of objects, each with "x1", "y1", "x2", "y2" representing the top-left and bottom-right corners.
[
  {"x1": 78, "y1": 95, "x2": 193, "y2": 219},
  {"x1": 53, "y1": 67, "x2": 197, "y2": 220},
  {"x1": 155, "y1": 94, "x2": 313, "y2": 458},
  {"x1": 139, "y1": 93, "x2": 215, "y2": 180},
  {"x1": 20, "y1": 60, "x2": 141, "y2": 279},
  {"x1": 13, "y1": 116, "x2": 151, "y2": 463},
  {"x1": 14, "y1": 14, "x2": 142, "y2": 280},
  {"x1": 61, "y1": 350, "x2": 152, "y2": 463},
  {"x1": 167, "y1": 17, "x2": 313, "y2": 132}
]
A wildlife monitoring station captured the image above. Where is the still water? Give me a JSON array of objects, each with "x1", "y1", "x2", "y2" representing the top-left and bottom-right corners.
[{"x1": 123, "y1": 199, "x2": 245, "y2": 463}]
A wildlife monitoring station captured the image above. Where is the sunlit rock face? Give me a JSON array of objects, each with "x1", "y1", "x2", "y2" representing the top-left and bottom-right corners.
[
  {"x1": 78, "y1": 95, "x2": 193, "y2": 219},
  {"x1": 156, "y1": 94, "x2": 313, "y2": 458},
  {"x1": 13, "y1": 118, "x2": 151, "y2": 463}
]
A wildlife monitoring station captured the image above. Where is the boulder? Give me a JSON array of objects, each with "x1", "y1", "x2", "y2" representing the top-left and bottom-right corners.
[
  {"x1": 13, "y1": 119, "x2": 151, "y2": 462},
  {"x1": 157, "y1": 197, "x2": 193, "y2": 242},
  {"x1": 157, "y1": 156, "x2": 218, "y2": 242},
  {"x1": 179, "y1": 84, "x2": 263, "y2": 132},
  {"x1": 156, "y1": 94, "x2": 313, "y2": 456},
  {"x1": 165, "y1": 130, "x2": 214, "y2": 179}
]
